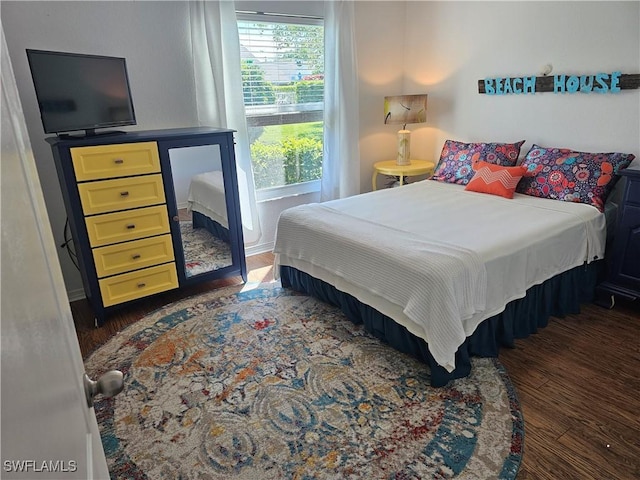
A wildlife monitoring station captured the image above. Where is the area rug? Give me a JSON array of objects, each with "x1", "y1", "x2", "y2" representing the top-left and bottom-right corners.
[{"x1": 85, "y1": 283, "x2": 523, "y2": 479}]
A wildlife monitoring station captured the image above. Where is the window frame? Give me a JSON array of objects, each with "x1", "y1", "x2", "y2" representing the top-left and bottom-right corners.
[{"x1": 236, "y1": 10, "x2": 324, "y2": 201}]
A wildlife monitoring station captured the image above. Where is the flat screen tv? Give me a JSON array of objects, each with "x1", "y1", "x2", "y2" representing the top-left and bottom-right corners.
[{"x1": 26, "y1": 49, "x2": 136, "y2": 137}]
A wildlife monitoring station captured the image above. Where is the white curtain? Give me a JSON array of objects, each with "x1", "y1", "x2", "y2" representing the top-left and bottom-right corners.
[
  {"x1": 189, "y1": 0, "x2": 261, "y2": 245},
  {"x1": 321, "y1": 0, "x2": 361, "y2": 201}
]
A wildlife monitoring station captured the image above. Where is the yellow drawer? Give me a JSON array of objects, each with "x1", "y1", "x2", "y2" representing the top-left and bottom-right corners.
[
  {"x1": 93, "y1": 234, "x2": 175, "y2": 278},
  {"x1": 85, "y1": 205, "x2": 170, "y2": 247},
  {"x1": 99, "y1": 263, "x2": 178, "y2": 307},
  {"x1": 71, "y1": 142, "x2": 160, "y2": 181},
  {"x1": 78, "y1": 174, "x2": 166, "y2": 216}
]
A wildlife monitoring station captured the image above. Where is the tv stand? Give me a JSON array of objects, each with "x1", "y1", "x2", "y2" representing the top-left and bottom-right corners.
[{"x1": 46, "y1": 127, "x2": 247, "y2": 326}]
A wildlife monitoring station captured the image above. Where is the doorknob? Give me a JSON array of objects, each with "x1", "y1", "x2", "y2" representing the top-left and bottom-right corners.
[{"x1": 83, "y1": 371, "x2": 124, "y2": 408}]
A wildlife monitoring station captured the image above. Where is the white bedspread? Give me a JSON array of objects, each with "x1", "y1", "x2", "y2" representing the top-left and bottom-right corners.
[
  {"x1": 187, "y1": 170, "x2": 228, "y2": 229},
  {"x1": 274, "y1": 180, "x2": 607, "y2": 372}
]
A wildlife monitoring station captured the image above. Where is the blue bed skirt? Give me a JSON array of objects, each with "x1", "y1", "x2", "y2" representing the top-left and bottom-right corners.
[
  {"x1": 280, "y1": 262, "x2": 601, "y2": 387},
  {"x1": 192, "y1": 210, "x2": 230, "y2": 243}
]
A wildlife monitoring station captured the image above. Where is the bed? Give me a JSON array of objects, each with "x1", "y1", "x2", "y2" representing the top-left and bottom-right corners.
[
  {"x1": 187, "y1": 170, "x2": 230, "y2": 242},
  {"x1": 273, "y1": 179, "x2": 613, "y2": 386}
]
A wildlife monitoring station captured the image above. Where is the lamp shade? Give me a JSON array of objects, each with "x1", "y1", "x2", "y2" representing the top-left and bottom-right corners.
[{"x1": 384, "y1": 94, "x2": 428, "y2": 127}]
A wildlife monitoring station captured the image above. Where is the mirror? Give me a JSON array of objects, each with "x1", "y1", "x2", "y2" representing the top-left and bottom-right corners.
[{"x1": 168, "y1": 145, "x2": 233, "y2": 278}]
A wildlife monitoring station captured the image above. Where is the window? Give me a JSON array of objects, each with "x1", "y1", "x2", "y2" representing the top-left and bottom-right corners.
[{"x1": 237, "y1": 12, "x2": 324, "y2": 200}]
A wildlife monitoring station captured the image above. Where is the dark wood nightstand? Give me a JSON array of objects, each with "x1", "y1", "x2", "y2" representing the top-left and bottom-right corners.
[{"x1": 596, "y1": 165, "x2": 640, "y2": 308}]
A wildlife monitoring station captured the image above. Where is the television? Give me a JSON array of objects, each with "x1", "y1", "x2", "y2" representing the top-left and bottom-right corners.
[{"x1": 26, "y1": 49, "x2": 136, "y2": 137}]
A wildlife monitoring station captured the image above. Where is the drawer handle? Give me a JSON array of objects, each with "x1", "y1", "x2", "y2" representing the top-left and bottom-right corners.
[
  {"x1": 131, "y1": 254, "x2": 141, "y2": 260},
  {"x1": 114, "y1": 158, "x2": 124, "y2": 164},
  {"x1": 137, "y1": 282, "x2": 146, "y2": 288},
  {"x1": 120, "y1": 191, "x2": 130, "y2": 197},
  {"x1": 126, "y1": 224, "x2": 136, "y2": 229}
]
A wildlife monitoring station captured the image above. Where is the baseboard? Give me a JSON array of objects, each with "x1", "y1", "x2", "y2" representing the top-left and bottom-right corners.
[
  {"x1": 245, "y1": 241, "x2": 274, "y2": 257},
  {"x1": 67, "y1": 287, "x2": 86, "y2": 302}
]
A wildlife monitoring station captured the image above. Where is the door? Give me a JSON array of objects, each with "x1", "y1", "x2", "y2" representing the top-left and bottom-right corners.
[{"x1": 0, "y1": 25, "x2": 110, "y2": 479}]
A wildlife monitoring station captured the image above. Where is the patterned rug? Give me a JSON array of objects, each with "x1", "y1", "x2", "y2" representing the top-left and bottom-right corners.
[
  {"x1": 179, "y1": 221, "x2": 232, "y2": 277},
  {"x1": 85, "y1": 283, "x2": 524, "y2": 479}
]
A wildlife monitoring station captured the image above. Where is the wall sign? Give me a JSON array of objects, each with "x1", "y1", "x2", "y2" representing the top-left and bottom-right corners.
[{"x1": 478, "y1": 72, "x2": 640, "y2": 95}]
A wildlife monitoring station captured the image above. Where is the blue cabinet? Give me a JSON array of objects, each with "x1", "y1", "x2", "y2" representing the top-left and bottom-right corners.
[
  {"x1": 596, "y1": 166, "x2": 640, "y2": 307},
  {"x1": 48, "y1": 127, "x2": 247, "y2": 325}
]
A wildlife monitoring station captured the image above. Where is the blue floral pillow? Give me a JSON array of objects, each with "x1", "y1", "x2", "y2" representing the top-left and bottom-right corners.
[
  {"x1": 431, "y1": 139, "x2": 525, "y2": 185},
  {"x1": 516, "y1": 144, "x2": 635, "y2": 212}
]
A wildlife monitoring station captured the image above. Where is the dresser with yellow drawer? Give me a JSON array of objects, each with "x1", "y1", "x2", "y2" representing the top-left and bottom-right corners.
[{"x1": 48, "y1": 128, "x2": 247, "y2": 325}]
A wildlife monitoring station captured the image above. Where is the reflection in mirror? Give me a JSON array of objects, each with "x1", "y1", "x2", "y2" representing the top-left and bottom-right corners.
[{"x1": 169, "y1": 145, "x2": 233, "y2": 277}]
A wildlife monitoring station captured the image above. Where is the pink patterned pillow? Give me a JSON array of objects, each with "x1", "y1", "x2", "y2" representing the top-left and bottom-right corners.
[
  {"x1": 516, "y1": 144, "x2": 635, "y2": 212},
  {"x1": 431, "y1": 139, "x2": 525, "y2": 185}
]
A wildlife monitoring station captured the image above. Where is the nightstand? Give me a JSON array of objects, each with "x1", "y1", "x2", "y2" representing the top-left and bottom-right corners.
[
  {"x1": 595, "y1": 165, "x2": 640, "y2": 308},
  {"x1": 372, "y1": 159, "x2": 435, "y2": 191}
]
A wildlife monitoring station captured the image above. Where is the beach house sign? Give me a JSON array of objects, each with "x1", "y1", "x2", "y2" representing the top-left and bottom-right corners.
[{"x1": 478, "y1": 72, "x2": 640, "y2": 95}]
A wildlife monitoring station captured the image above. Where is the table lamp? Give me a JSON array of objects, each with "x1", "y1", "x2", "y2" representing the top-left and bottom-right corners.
[{"x1": 384, "y1": 94, "x2": 428, "y2": 165}]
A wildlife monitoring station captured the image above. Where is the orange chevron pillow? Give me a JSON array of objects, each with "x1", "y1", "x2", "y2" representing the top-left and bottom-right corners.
[{"x1": 465, "y1": 161, "x2": 527, "y2": 199}]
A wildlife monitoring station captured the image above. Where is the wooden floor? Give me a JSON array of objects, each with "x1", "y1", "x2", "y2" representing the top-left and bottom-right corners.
[{"x1": 73, "y1": 252, "x2": 640, "y2": 480}]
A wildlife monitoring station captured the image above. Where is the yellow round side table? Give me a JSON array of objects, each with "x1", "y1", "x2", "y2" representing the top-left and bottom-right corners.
[{"x1": 372, "y1": 159, "x2": 435, "y2": 191}]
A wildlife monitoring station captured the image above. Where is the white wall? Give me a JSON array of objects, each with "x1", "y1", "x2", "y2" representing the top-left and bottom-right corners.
[
  {"x1": 399, "y1": 1, "x2": 640, "y2": 164},
  {"x1": 3, "y1": 1, "x2": 639, "y2": 299},
  {"x1": 354, "y1": 1, "x2": 407, "y2": 194}
]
